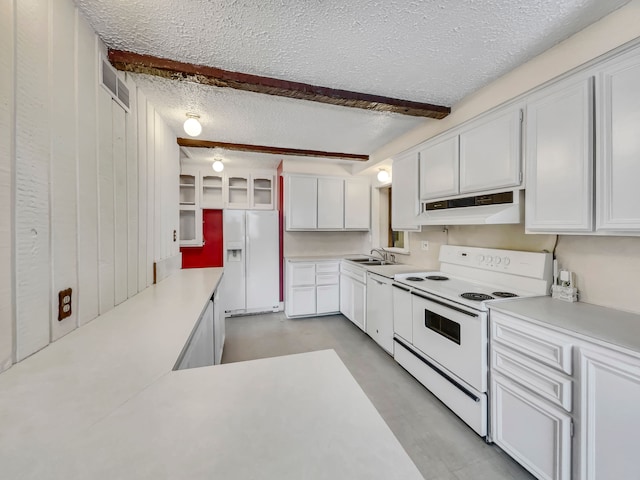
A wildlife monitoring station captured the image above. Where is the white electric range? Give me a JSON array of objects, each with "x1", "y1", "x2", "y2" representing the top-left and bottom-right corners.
[{"x1": 392, "y1": 245, "x2": 553, "y2": 437}]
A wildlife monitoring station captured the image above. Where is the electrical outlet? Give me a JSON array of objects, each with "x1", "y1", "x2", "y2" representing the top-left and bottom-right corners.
[
  {"x1": 58, "y1": 288, "x2": 72, "y2": 321},
  {"x1": 421, "y1": 241, "x2": 429, "y2": 251}
]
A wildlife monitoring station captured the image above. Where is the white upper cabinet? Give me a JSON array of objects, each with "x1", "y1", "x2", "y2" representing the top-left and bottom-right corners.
[
  {"x1": 251, "y1": 175, "x2": 274, "y2": 210},
  {"x1": 419, "y1": 133, "x2": 459, "y2": 201},
  {"x1": 286, "y1": 175, "x2": 318, "y2": 230},
  {"x1": 225, "y1": 174, "x2": 251, "y2": 209},
  {"x1": 200, "y1": 173, "x2": 224, "y2": 209},
  {"x1": 596, "y1": 50, "x2": 640, "y2": 232},
  {"x1": 525, "y1": 76, "x2": 595, "y2": 233},
  {"x1": 317, "y1": 177, "x2": 344, "y2": 229},
  {"x1": 344, "y1": 179, "x2": 370, "y2": 230},
  {"x1": 285, "y1": 174, "x2": 370, "y2": 231},
  {"x1": 391, "y1": 149, "x2": 421, "y2": 231},
  {"x1": 459, "y1": 108, "x2": 522, "y2": 194}
]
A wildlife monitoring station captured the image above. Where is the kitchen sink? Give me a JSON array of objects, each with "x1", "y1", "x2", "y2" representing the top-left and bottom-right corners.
[{"x1": 345, "y1": 258, "x2": 396, "y2": 266}]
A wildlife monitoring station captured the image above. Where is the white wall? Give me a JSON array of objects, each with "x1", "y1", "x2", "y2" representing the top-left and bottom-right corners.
[
  {"x1": 0, "y1": 0, "x2": 15, "y2": 371},
  {"x1": 1, "y1": 0, "x2": 179, "y2": 372},
  {"x1": 373, "y1": 1, "x2": 640, "y2": 315}
]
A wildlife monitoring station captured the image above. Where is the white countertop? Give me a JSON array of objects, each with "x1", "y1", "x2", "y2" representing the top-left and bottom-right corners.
[
  {"x1": 489, "y1": 296, "x2": 640, "y2": 355},
  {"x1": 0, "y1": 267, "x2": 422, "y2": 479},
  {"x1": 285, "y1": 255, "x2": 426, "y2": 279},
  {"x1": 30, "y1": 350, "x2": 423, "y2": 480},
  {"x1": 0, "y1": 268, "x2": 223, "y2": 479}
]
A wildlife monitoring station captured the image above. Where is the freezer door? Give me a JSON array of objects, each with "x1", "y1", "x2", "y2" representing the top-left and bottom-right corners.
[
  {"x1": 246, "y1": 210, "x2": 279, "y2": 310},
  {"x1": 223, "y1": 210, "x2": 246, "y2": 312}
]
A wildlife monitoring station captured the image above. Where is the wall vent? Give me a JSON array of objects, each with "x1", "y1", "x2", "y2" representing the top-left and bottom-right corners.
[{"x1": 100, "y1": 55, "x2": 130, "y2": 112}]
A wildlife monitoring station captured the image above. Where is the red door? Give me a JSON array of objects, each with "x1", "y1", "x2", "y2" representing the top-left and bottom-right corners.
[{"x1": 181, "y1": 209, "x2": 224, "y2": 268}]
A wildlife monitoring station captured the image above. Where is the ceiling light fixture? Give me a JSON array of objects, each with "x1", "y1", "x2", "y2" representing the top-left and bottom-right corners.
[
  {"x1": 377, "y1": 169, "x2": 390, "y2": 183},
  {"x1": 212, "y1": 159, "x2": 224, "y2": 172},
  {"x1": 183, "y1": 113, "x2": 202, "y2": 137}
]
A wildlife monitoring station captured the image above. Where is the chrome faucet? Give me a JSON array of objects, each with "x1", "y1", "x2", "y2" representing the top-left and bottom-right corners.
[{"x1": 370, "y1": 247, "x2": 388, "y2": 262}]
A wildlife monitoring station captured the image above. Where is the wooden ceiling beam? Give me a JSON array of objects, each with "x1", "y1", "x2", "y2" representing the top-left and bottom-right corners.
[
  {"x1": 177, "y1": 138, "x2": 369, "y2": 161},
  {"x1": 109, "y1": 49, "x2": 451, "y2": 119}
]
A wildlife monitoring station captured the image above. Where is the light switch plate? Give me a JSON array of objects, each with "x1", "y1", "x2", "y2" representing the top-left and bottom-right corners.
[{"x1": 421, "y1": 241, "x2": 429, "y2": 251}]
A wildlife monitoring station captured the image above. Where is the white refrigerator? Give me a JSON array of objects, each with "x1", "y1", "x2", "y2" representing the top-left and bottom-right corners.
[{"x1": 223, "y1": 210, "x2": 279, "y2": 315}]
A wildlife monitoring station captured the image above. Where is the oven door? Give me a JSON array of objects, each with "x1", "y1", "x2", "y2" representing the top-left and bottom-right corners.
[{"x1": 411, "y1": 291, "x2": 487, "y2": 392}]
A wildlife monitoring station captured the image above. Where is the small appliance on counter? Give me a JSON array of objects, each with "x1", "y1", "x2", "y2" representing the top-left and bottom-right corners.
[{"x1": 551, "y1": 259, "x2": 579, "y2": 302}]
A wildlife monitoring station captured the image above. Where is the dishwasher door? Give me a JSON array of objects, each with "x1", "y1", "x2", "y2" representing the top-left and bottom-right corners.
[{"x1": 366, "y1": 273, "x2": 393, "y2": 354}]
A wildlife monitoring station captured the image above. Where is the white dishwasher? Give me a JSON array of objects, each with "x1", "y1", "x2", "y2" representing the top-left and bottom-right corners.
[{"x1": 366, "y1": 272, "x2": 394, "y2": 354}]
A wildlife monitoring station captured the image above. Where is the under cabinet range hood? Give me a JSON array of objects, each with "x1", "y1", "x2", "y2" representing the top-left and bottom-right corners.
[{"x1": 420, "y1": 190, "x2": 523, "y2": 225}]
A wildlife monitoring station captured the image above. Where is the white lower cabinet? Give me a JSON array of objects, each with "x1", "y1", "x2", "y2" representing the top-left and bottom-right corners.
[
  {"x1": 340, "y1": 262, "x2": 366, "y2": 331},
  {"x1": 285, "y1": 260, "x2": 340, "y2": 317},
  {"x1": 366, "y1": 273, "x2": 393, "y2": 354},
  {"x1": 176, "y1": 299, "x2": 215, "y2": 370},
  {"x1": 579, "y1": 345, "x2": 640, "y2": 479},
  {"x1": 492, "y1": 374, "x2": 572, "y2": 480}
]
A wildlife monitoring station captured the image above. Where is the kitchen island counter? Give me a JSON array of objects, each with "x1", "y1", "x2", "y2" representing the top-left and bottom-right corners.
[{"x1": 0, "y1": 268, "x2": 421, "y2": 479}]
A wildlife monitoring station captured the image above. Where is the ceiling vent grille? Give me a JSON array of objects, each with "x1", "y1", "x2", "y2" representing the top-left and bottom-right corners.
[{"x1": 100, "y1": 55, "x2": 130, "y2": 112}]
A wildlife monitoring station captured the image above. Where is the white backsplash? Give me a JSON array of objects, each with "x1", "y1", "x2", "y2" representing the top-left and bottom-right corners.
[
  {"x1": 400, "y1": 224, "x2": 640, "y2": 315},
  {"x1": 284, "y1": 231, "x2": 371, "y2": 257}
]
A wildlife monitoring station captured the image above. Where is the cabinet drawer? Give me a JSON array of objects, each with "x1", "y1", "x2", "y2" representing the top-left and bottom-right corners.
[
  {"x1": 317, "y1": 284, "x2": 339, "y2": 314},
  {"x1": 316, "y1": 273, "x2": 339, "y2": 285},
  {"x1": 492, "y1": 345, "x2": 572, "y2": 412},
  {"x1": 289, "y1": 262, "x2": 316, "y2": 286},
  {"x1": 316, "y1": 261, "x2": 340, "y2": 273},
  {"x1": 491, "y1": 312, "x2": 573, "y2": 374}
]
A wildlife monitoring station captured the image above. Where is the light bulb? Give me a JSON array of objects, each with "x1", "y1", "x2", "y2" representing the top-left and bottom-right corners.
[
  {"x1": 212, "y1": 160, "x2": 224, "y2": 172},
  {"x1": 183, "y1": 116, "x2": 202, "y2": 137},
  {"x1": 377, "y1": 169, "x2": 390, "y2": 182}
]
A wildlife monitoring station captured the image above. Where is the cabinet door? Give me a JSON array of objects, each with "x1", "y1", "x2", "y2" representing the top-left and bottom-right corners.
[
  {"x1": 226, "y1": 175, "x2": 251, "y2": 209},
  {"x1": 579, "y1": 346, "x2": 640, "y2": 480},
  {"x1": 525, "y1": 76, "x2": 594, "y2": 232},
  {"x1": 251, "y1": 175, "x2": 274, "y2": 210},
  {"x1": 352, "y1": 279, "x2": 367, "y2": 332},
  {"x1": 344, "y1": 179, "x2": 370, "y2": 230},
  {"x1": 597, "y1": 52, "x2": 640, "y2": 232},
  {"x1": 392, "y1": 285, "x2": 412, "y2": 343},
  {"x1": 317, "y1": 177, "x2": 344, "y2": 229},
  {"x1": 339, "y1": 274, "x2": 353, "y2": 321},
  {"x1": 317, "y1": 284, "x2": 339, "y2": 314},
  {"x1": 391, "y1": 150, "x2": 421, "y2": 231},
  {"x1": 179, "y1": 207, "x2": 203, "y2": 247},
  {"x1": 288, "y1": 286, "x2": 316, "y2": 316},
  {"x1": 492, "y1": 374, "x2": 572, "y2": 480},
  {"x1": 419, "y1": 133, "x2": 459, "y2": 201},
  {"x1": 459, "y1": 108, "x2": 522, "y2": 194},
  {"x1": 200, "y1": 173, "x2": 224, "y2": 209},
  {"x1": 286, "y1": 175, "x2": 317, "y2": 230}
]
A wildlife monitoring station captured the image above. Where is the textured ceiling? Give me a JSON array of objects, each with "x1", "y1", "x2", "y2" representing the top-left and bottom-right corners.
[{"x1": 76, "y1": 0, "x2": 629, "y2": 165}]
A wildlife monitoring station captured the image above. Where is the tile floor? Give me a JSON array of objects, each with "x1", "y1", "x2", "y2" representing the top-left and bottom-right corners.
[{"x1": 222, "y1": 312, "x2": 534, "y2": 480}]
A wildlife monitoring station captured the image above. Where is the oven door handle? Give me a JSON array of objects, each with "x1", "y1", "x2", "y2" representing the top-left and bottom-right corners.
[
  {"x1": 410, "y1": 291, "x2": 478, "y2": 317},
  {"x1": 392, "y1": 283, "x2": 410, "y2": 292}
]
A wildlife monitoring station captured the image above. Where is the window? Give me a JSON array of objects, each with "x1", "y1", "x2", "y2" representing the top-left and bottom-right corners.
[{"x1": 378, "y1": 186, "x2": 409, "y2": 253}]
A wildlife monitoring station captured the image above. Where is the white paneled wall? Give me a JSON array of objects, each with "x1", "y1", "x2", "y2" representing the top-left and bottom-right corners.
[
  {"x1": 76, "y1": 11, "x2": 100, "y2": 327},
  {"x1": 50, "y1": 0, "x2": 79, "y2": 341},
  {"x1": 1, "y1": 0, "x2": 179, "y2": 372},
  {"x1": 0, "y1": 0, "x2": 15, "y2": 371},
  {"x1": 15, "y1": 0, "x2": 52, "y2": 361}
]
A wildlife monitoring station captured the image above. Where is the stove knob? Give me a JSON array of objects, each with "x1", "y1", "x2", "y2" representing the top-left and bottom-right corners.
[
  {"x1": 494, "y1": 256, "x2": 501, "y2": 265},
  {"x1": 503, "y1": 257, "x2": 511, "y2": 266},
  {"x1": 477, "y1": 254, "x2": 485, "y2": 263},
  {"x1": 486, "y1": 255, "x2": 493, "y2": 263}
]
